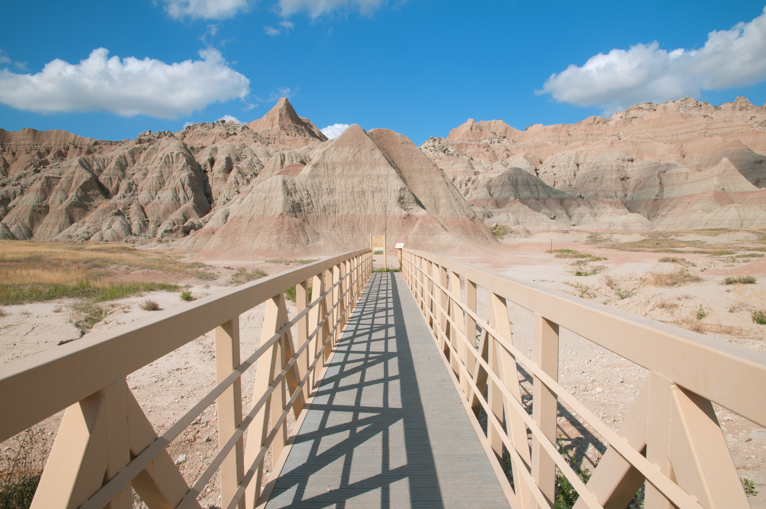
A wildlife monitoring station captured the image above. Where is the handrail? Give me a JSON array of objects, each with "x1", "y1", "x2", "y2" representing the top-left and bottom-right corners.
[
  {"x1": 0, "y1": 248, "x2": 368, "y2": 441},
  {"x1": 0, "y1": 249, "x2": 373, "y2": 509},
  {"x1": 401, "y1": 248, "x2": 763, "y2": 509}
]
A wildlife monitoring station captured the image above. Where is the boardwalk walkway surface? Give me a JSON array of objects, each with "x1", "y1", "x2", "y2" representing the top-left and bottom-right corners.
[{"x1": 265, "y1": 273, "x2": 511, "y2": 509}]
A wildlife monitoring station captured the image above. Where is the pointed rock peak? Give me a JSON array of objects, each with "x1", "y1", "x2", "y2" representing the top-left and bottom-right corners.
[
  {"x1": 447, "y1": 118, "x2": 519, "y2": 142},
  {"x1": 246, "y1": 97, "x2": 327, "y2": 146}
]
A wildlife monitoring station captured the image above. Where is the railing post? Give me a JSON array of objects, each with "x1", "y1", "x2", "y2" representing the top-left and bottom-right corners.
[
  {"x1": 215, "y1": 316, "x2": 246, "y2": 509},
  {"x1": 645, "y1": 372, "x2": 674, "y2": 509},
  {"x1": 532, "y1": 314, "x2": 559, "y2": 508},
  {"x1": 449, "y1": 270, "x2": 464, "y2": 379},
  {"x1": 296, "y1": 280, "x2": 310, "y2": 401},
  {"x1": 439, "y1": 265, "x2": 450, "y2": 356},
  {"x1": 465, "y1": 278, "x2": 477, "y2": 379}
]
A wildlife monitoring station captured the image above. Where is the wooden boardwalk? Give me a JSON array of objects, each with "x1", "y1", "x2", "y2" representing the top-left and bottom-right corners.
[{"x1": 264, "y1": 273, "x2": 511, "y2": 509}]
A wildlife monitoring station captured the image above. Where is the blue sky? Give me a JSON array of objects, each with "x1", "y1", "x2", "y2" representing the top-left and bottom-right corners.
[{"x1": 1, "y1": 0, "x2": 766, "y2": 144}]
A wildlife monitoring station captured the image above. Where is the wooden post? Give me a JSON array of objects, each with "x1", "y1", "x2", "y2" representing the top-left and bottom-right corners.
[
  {"x1": 532, "y1": 314, "x2": 559, "y2": 508},
  {"x1": 215, "y1": 317, "x2": 246, "y2": 509}
]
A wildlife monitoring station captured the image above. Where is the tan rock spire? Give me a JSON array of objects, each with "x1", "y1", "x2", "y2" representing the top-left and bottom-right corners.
[{"x1": 246, "y1": 97, "x2": 328, "y2": 148}]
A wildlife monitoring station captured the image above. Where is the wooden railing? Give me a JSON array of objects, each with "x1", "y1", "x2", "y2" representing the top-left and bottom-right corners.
[
  {"x1": 401, "y1": 248, "x2": 766, "y2": 509},
  {"x1": 0, "y1": 249, "x2": 372, "y2": 509}
]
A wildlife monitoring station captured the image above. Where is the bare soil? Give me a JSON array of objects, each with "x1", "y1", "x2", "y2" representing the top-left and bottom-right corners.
[{"x1": 1, "y1": 233, "x2": 764, "y2": 506}]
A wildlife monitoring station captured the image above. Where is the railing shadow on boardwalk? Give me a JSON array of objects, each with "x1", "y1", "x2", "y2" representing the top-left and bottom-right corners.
[{"x1": 265, "y1": 273, "x2": 445, "y2": 509}]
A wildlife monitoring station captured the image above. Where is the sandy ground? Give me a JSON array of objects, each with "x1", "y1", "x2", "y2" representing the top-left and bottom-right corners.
[{"x1": 1, "y1": 233, "x2": 765, "y2": 507}]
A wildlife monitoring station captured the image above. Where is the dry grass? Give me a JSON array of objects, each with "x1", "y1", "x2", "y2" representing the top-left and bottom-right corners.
[
  {"x1": 140, "y1": 299, "x2": 161, "y2": 311},
  {"x1": 648, "y1": 270, "x2": 702, "y2": 287},
  {"x1": 0, "y1": 429, "x2": 44, "y2": 508},
  {"x1": 0, "y1": 241, "x2": 190, "y2": 305},
  {"x1": 604, "y1": 276, "x2": 634, "y2": 299},
  {"x1": 229, "y1": 268, "x2": 267, "y2": 286},
  {"x1": 565, "y1": 282, "x2": 597, "y2": 299},
  {"x1": 0, "y1": 240, "x2": 214, "y2": 283},
  {"x1": 658, "y1": 257, "x2": 695, "y2": 267},
  {"x1": 266, "y1": 259, "x2": 318, "y2": 265}
]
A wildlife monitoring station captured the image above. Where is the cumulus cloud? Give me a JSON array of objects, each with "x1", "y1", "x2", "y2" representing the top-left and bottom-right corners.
[
  {"x1": 539, "y1": 6, "x2": 766, "y2": 115},
  {"x1": 279, "y1": 0, "x2": 388, "y2": 18},
  {"x1": 219, "y1": 114, "x2": 242, "y2": 123},
  {"x1": 0, "y1": 48, "x2": 250, "y2": 118},
  {"x1": 280, "y1": 20, "x2": 294, "y2": 30},
  {"x1": 264, "y1": 26, "x2": 281, "y2": 36},
  {"x1": 321, "y1": 123, "x2": 350, "y2": 139},
  {"x1": 163, "y1": 0, "x2": 250, "y2": 20}
]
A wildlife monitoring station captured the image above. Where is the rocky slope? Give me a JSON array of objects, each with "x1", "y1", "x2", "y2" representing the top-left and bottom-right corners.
[
  {"x1": 423, "y1": 97, "x2": 766, "y2": 233},
  {"x1": 3, "y1": 96, "x2": 766, "y2": 258},
  {"x1": 0, "y1": 98, "x2": 492, "y2": 256}
]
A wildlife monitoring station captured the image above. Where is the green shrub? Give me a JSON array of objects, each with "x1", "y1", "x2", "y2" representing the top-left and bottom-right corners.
[
  {"x1": 753, "y1": 311, "x2": 766, "y2": 325},
  {"x1": 180, "y1": 290, "x2": 193, "y2": 302},
  {"x1": 743, "y1": 477, "x2": 758, "y2": 496},
  {"x1": 490, "y1": 224, "x2": 510, "y2": 239},
  {"x1": 724, "y1": 276, "x2": 756, "y2": 285},
  {"x1": 696, "y1": 305, "x2": 707, "y2": 320}
]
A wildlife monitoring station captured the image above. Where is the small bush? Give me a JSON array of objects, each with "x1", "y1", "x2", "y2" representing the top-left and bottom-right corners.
[
  {"x1": 743, "y1": 477, "x2": 758, "y2": 496},
  {"x1": 753, "y1": 311, "x2": 766, "y2": 325},
  {"x1": 648, "y1": 270, "x2": 702, "y2": 287},
  {"x1": 373, "y1": 268, "x2": 400, "y2": 273},
  {"x1": 711, "y1": 250, "x2": 737, "y2": 256},
  {"x1": 490, "y1": 224, "x2": 510, "y2": 239},
  {"x1": 180, "y1": 290, "x2": 193, "y2": 302},
  {"x1": 724, "y1": 276, "x2": 756, "y2": 285},
  {"x1": 140, "y1": 299, "x2": 160, "y2": 311},
  {"x1": 696, "y1": 305, "x2": 707, "y2": 320}
]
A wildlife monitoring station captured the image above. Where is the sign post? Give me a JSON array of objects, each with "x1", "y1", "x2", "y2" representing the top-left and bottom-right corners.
[
  {"x1": 395, "y1": 243, "x2": 404, "y2": 271},
  {"x1": 370, "y1": 234, "x2": 387, "y2": 270}
]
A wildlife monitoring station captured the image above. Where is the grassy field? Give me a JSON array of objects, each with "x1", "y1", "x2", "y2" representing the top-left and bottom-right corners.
[{"x1": 0, "y1": 241, "x2": 217, "y2": 306}]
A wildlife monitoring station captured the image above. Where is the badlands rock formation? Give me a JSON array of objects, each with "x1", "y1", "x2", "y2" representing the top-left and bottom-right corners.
[
  {"x1": 422, "y1": 97, "x2": 766, "y2": 232},
  {"x1": 2, "y1": 96, "x2": 765, "y2": 257},
  {"x1": 192, "y1": 125, "x2": 494, "y2": 258},
  {"x1": 0, "y1": 98, "x2": 491, "y2": 256}
]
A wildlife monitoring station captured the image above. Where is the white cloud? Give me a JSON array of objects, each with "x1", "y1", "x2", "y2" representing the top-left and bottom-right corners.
[
  {"x1": 219, "y1": 115, "x2": 242, "y2": 123},
  {"x1": 163, "y1": 0, "x2": 250, "y2": 20},
  {"x1": 321, "y1": 123, "x2": 350, "y2": 139},
  {"x1": 278, "y1": 0, "x2": 388, "y2": 18},
  {"x1": 264, "y1": 26, "x2": 281, "y2": 36},
  {"x1": 539, "y1": 6, "x2": 766, "y2": 115},
  {"x1": 0, "y1": 48, "x2": 250, "y2": 118},
  {"x1": 280, "y1": 20, "x2": 294, "y2": 30}
]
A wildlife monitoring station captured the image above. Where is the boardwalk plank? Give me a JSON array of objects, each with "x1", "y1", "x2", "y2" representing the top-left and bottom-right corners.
[{"x1": 264, "y1": 273, "x2": 511, "y2": 509}]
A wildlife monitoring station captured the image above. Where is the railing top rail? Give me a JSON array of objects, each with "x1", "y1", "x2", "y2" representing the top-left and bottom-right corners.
[
  {"x1": 0, "y1": 249, "x2": 369, "y2": 442},
  {"x1": 404, "y1": 248, "x2": 766, "y2": 427}
]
